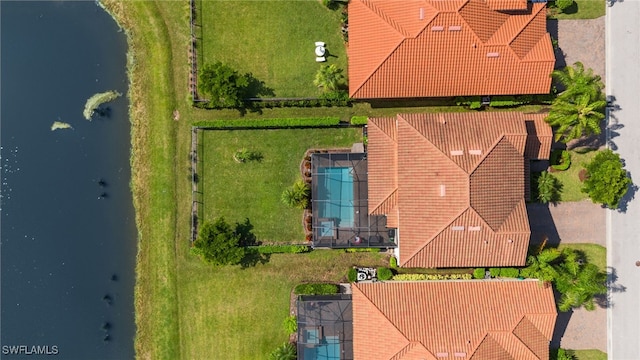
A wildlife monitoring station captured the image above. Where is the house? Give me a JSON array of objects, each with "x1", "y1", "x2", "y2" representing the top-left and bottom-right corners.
[
  {"x1": 367, "y1": 112, "x2": 552, "y2": 268},
  {"x1": 348, "y1": 0, "x2": 555, "y2": 99},
  {"x1": 352, "y1": 280, "x2": 557, "y2": 360}
]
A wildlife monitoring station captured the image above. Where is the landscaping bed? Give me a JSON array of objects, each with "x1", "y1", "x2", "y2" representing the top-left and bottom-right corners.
[{"x1": 552, "y1": 149, "x2": 598, "y2": 201}]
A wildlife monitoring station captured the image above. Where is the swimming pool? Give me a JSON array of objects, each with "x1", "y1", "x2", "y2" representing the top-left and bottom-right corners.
[
  {"x1": 316, "y1": 167, "x2": 354, "y2": 228},
  {"x1": 303, "y1": 336, "x2": 340, "y2": 360}
]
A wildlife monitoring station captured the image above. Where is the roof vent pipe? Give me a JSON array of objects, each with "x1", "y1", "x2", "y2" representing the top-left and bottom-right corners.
[{"x1": 419, "y1": 7, "x2": 424, "y2": 20}]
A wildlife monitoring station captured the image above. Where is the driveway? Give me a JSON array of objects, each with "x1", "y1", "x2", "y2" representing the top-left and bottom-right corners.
[
  {"x1": 548, "y1": 17, "x2": 606, "y2": 80},
  {"x1": 527, "y1": 200, "x2": 606, "y2": 246}
]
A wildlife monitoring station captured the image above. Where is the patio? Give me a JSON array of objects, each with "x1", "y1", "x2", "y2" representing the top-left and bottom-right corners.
[{"x1": 310, "y1": 152, "x2": 395, "y2": 248}]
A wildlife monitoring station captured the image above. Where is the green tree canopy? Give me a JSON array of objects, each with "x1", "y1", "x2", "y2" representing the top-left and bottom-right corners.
[
  {"x1": 555, "y1": 248, "x2": 607, "y2": 312},
  {"x1": 198, "y1": 62, "x2": 248, "y2": 108},
  {"x1": 546, "y1": 93, "x2": 606, "y2": 143},
  {"x1": 281, "y1": 180, "x2": 310, "y2": 209},
  {"x1": 313, "y1": 64, "x2": 345, "y2": 92},
  {"x1": 194, "y1": 217, "x2": 245, "y2": 266},
  {"x1": 552, "y1": 62, "x2": 604, "y2": 103},
  {"x1": 536, "y1": 171, "x2": 562, "y2": 203},
  {"x1": 582, "y1": 149, "x2": 631, "y2": 208}
]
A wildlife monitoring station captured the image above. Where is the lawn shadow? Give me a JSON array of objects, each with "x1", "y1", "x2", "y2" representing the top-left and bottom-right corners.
[
  {"x1": 235, "y1": 218, "x2": 270, "y2": 268},
  {"x1": 243, "y1": 73, "x2": 275, "y2": 99},
  {"x1": 596, "y1": 266, "x2": 627, "y2": 308},
  {"x1": 527, "y1": 203, "x2": 563, "y2": 247}
]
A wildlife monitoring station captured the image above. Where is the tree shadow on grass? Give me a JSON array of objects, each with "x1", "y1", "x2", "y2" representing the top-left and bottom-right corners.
[
  {"x1": 235, "y1": 218, "x2": 270, "y2": 268},
  {"x1": 242, "y1": 73, "x2": 275, "y2": 99}
]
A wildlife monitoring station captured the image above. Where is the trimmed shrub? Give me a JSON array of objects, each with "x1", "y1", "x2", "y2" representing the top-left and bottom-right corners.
[
  {"x1": 377, "y1": 267, "x2": 393, "y2": 281},
  {"x1": 555, "y1": 0, "x2": 574, "y2": 12},
  {"x1": 489, "y1": 268, "x2": 501, "y2": 278},
  {"x1": 500, "y1": 268, "x2": 520, "y2": 278},
  {"x1": 193, "y1": 117, "x2": 341, "y2": 129},
  {"x1": 392, "y1": 273, "x2": 472, "y2": 281},
  {"x1": 294, "y1": 283, "x2": 340, "y2": 295},
  {"x1": 347, "y1": 268, "x2": 357, "y2": 283},
  {"x1": 344, "y1": 248, "x2": 380, "y2": 253},
  {"x1": 473, "y1": 268, "x2": 486, "y2": 280},
  {"x1": 489, "y1": 96, "x2": 528, "y2": 108},
  {"x1": 350, "y1": 116, "x2": 368, "y2": 125},
  {"x1": 252, "y1": 245, "x2": 311, "y2": 254},
  {"x1": 389, "y1": 256, "x2": 398, "y2": 269},
  {"x1": 550, "y1": 149, "x2": 571, "y2": 171},
  {"x1": 283, "y1": 315, "x2": 297, "y2": 334}
]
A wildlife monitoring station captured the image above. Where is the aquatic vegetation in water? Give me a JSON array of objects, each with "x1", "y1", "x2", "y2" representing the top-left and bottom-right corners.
[
  {"x1": 83, "y1": 90, "x2": 121, "y2": 120},
  {"x1": 51, "y1": 121, "x2": 73, "y2": 131}
]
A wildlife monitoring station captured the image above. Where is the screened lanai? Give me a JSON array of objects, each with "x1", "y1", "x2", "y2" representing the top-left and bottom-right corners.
[
  {"x1": 297, "y1": 294, "x2": 353, "y2": 360},
  {"x1": 311, "y1": 153, "x2": 395, "y2": 248}
]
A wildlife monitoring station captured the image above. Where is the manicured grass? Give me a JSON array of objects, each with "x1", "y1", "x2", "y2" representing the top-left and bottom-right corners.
[
  {"x1": 198, "y1": 0, "x2": 348, "y2": 97},
  {"x1": 552, "y1": 149, "x2": 598, "y2": 202},
  {"x1": 549, "y1": 0, "x2": 606, "y2": 20},
  {"x1": 178, "y1": 249, "x2": 385, "y2": 359},
  {"x1": 557, "y1": 243, "x2": 606, "y2": 271},
  {"x1": 200, "y1": 127, "x2": 361, "y2": 243},
  {"x1": 572, "y1": 349, "x2": 607, "y2": 360}
]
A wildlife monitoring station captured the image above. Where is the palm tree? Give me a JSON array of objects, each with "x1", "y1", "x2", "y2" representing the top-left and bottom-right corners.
[
  {"x1": 281, "y1": 180, "x2": 310, "y2": 209},
  {"x1": 520, "y1": 247, "x2": 562, "y2": 283},
  {"x1": 269, "y1": 343, "x2": 296, "y2": 360},
  {"x1": 536, "y1": 171, "x2": 561, "y2": 204},
  {"x1": 546, "y1": 93, "x2": 606, "y2": 143},
  {"x1": 553, "y1": 61, "x2": 604, "y2": 102},
  {"x1": 555, "y1": 249, "x2": 607, "y2": 311},
  {"x1": 313, "y1": 64, "x2": 345, "y2": 92}
]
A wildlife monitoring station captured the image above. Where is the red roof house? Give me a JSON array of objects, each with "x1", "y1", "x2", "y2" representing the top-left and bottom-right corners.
[
  {"x1": 367, "y1": 112, "x2": 551, "y2": 268},
  {"x1": 352, "y1": 280, "x2": 557, "y2": 360},
  {"x1": 348, "y1": 0, "x2": 555, "y2": 99}
]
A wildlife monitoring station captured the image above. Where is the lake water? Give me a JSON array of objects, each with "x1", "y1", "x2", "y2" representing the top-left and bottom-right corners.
[{"x1": 1, "y1": 2, "x2": 136, "y2": 359}]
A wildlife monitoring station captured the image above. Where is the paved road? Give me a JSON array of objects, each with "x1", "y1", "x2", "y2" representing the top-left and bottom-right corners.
[{"x1": 606, "y1": 1, "x2": 640, "y2": 359}]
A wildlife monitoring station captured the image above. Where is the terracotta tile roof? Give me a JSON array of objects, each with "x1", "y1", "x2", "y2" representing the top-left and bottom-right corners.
[
  {"x1": 352, "y1": 281, "x2": 557, "y2": 360},
  {"x1": 348, "y1": 0, "x2": 555, "y2": 98},
  {"x1": 524, "y1": 113, "x2": 553, "y2": 159},
  {"x1": 368, "y1": 112, "x2": 550, "y2": 267}
]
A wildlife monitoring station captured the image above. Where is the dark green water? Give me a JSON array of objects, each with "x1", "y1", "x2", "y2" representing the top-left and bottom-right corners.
[{"x1": 1, "y1": 2, "x2": 136, "y2": 359}]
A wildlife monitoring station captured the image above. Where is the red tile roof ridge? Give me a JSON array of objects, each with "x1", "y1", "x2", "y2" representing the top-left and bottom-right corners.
[
  {"x1": 370, "y1": 188, "x2": 398, "y2": 215},
  {"x1": 369, "y1": 116, "x2": 398, "y2": 142},
  {"x1": 494, "y1": 3, "x2": 545, "y2": 45},
  {"x1": 483, "y1": 331, "x2": 540, "y2": 360},
  {"x1": 361, "y1": 0, "x2": 415, "y2": 38},
  {"x1": 389, "y1": 341, "x2": 436, "y2": 360}
]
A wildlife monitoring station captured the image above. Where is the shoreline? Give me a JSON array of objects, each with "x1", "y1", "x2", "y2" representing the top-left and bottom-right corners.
[{"x1": 99, "y1": 1, "x2": 181, "y2": 358}]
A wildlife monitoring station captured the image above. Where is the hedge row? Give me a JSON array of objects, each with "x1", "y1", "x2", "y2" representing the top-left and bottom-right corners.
[
  {"x1": 350, "y1": 116, "x2": 368, "y2": 125},
  {"x1": 392, "y1": 273, "x2": 472, "y2": 281},
  {"x1": 294, "y1": 283, "x2": 340, "y2": 295},
  {"x1": 193, "y1": 117, "x2": 341, "y2": 129},
  {"x1": 252, "y1": 245, "x2": 311, "y2": 254},
  {"x1": 194, "y1": 97, "x2": 351, "y2": 110},
  {"x1": 551, "y1": 149, "x2": 572, "y2": 171},
  {"x1": 344, "y1": 248, "x2": 381, "y2": 253},
  {"x1": 455, "y1": 94, "x2": 555, "y2": 109},
  {"x1": 479, "y1": 267, "x2": 521, "y2": 278}
]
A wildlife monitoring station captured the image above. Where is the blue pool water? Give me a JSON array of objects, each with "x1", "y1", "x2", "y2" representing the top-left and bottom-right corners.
[
  {"x1": 317, "y1": 167, "x2": 354, "y2": 228},
  {"x1": 303, "y1": 336, "x2": 340, "y2": 360}
]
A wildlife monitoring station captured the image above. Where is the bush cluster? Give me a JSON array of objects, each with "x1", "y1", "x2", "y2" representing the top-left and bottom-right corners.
[
  {"x1": 350, "y1": 116, "x2": 368, "y2": 125},
  {"x1": 550, "y1": 150, "x2": 571, "y2": 171},
  {"x1": 283, "y1": 315, "x2": 297, "y2": 334},
  {"x1": 193, "y1": 117, "x2": 341, "y2": 129},
  {"x1": 377, "y1": 267, "x2": 393, "y2": 281},
  {"x1": 389, "y1": 256, "x2": 398, "y2": 269},
  {"x1": 294, "y1": 283, "x2": 340, "y2": 295},
  {"x1": 252, "y1": 245, "x2": 311, "y2": 254},
  {"x1": 392, "y1": 273, "x2": 472, "y2": 281},
  {"x1": 344, "y1": 248, "x2": 381, "y2": 253},
  {"x1": 455, "y1": 94, "x2": 554, "y2": 109},
  {"x1": 347, "y1": 268, "x2": 357, "y2": 283},
  {"x1": 487, "y1": 267, "x2": 521, "y2": 278},
  {"x1": 473, "y1": 268, "x2": 486, "y2": 279}
]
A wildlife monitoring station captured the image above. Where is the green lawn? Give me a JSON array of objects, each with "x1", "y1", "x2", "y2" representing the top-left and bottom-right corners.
[
  {"x1": 200, "y1": 127, "x2": 361, "y2": 243},
  {"x1": 178, "y1": 249, "x2": 385, "y2": 359},
  {"x1": 552, "y1": 149, "x2": 598, "y2": 202},
  {"x1": 198, "y1": 0, "x2": 348, "y2": 98},
  {"x1": 549, "y1": 0, "x2": 606, "y2": 19},
  {"x1": 557, "y1": 243, "x2": 606, "y2": 271},
  {"x1": 572, "y1": 349, "x2": 608, "y2": 360}
]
